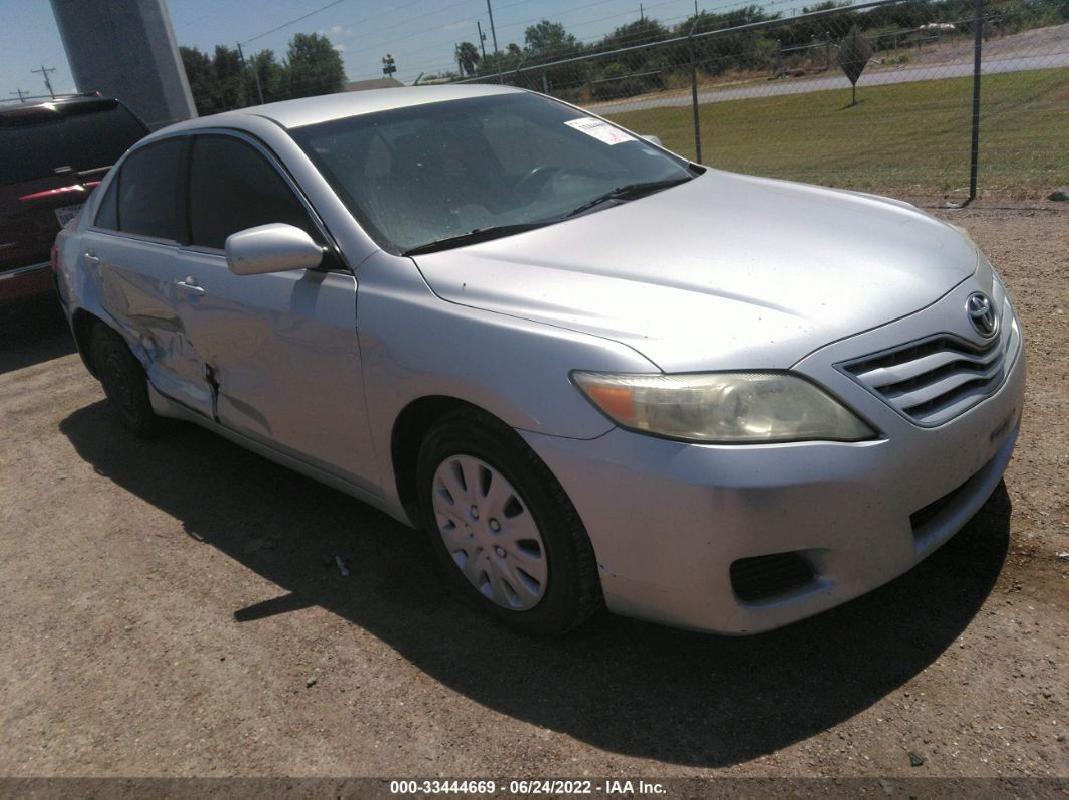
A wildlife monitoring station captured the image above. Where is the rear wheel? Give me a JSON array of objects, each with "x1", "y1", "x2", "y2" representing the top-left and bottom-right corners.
[
  {"x1": 416, "y1": 409, "x2": 601, "y2": 635},
  {"x1": 89, "y1": 323, "x2": 163, "y2": 438}
]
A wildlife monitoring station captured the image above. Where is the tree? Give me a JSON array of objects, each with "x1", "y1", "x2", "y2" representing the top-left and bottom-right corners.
[
  {"x1": 801, "y1": 0, "x2": 847, "y2": 12},
  {"x1": 599, "y1": 18, "x2": 670, "y2": 71},
  {"x1": 211, "y1": 44, "x2": 246, "y2": 111},
  {"x1": 181, "y1": 32, "x2": 347, "y2": 114},
  {"x1": 455, "y1": 41, "x2": 480, "y2": 76},
  {"x1": 285, "y1": 32, "x2": 346, "y2": 98},
  {"x1": 679, "y1": 7, "x2": 779, "y2": 74},
  {"x1": 477, "y1": 42, "x2": 525, "y2": 76},
  {"x1": 602, "y1": 18, "x2": 670, "y2": 51},
  {"x1": 246, "y1": 49, "x2": 285, "y2": 103},
  {"x1": 179, "y1": 46, "x2": 217, "y2": 115},
  {"x1": 524, "y1": 20, "x2": 578, "y2": 59},
  {"x1": 179, "y1": 44, "x2": 250, "y2": 113}
]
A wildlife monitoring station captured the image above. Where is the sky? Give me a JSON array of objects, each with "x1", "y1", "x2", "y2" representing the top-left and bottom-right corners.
[{"x1": 1, "y1": 0, "x2": 808, "y2": 98}]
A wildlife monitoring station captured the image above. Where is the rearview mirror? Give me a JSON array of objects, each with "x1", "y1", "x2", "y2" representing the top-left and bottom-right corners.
[
  {"x1": 643, "y1": 134, "x2": 664, "y2": 146},
  {"x1": 224, "y1": 223, "x2": 324, "y2": 276}
]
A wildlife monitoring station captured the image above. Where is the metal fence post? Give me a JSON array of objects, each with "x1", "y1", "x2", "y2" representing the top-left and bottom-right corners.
[
  {"x1": 966, "y1": 0, "x2": 984, "y2": 204},
  {"x1": 949, "y1": 0, "x2": 983, "y2": 207},
  {"x1": 690, "y1": 31, "x2": 702, "y2": 163}
]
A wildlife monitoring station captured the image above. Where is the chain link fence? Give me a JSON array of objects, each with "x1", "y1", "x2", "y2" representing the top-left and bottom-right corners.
[{"x1": 453, "y1": 0, "x2": 1068, "y2": 202}]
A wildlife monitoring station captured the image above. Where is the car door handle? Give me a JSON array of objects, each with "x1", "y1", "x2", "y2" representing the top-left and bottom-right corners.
[
  {"x1": 175, "y1": 276, "x2": 206, "y2": 295},
  {"x1": 84, "y1": 252, "x2": 100, "y2": 264}
]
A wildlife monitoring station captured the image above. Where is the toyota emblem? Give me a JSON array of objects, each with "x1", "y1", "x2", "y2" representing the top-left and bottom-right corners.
[{"x1": 966, "y1": 291, "x2": 998, "y2": 338}]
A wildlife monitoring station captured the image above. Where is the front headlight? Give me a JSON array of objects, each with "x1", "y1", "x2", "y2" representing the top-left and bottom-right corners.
[{"x1": 572, "y1": 371, "x2": 876, "y2": 444}]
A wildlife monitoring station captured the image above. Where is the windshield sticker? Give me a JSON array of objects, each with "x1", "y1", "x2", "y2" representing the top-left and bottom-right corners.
[{"x1": 564, "y1": 117, "x2": 636, "y2": 145}]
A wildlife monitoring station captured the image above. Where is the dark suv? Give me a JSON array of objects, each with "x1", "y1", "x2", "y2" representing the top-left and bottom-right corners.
[{"x1": 1, "y1": 94, "x2": 147, "y2": 301}]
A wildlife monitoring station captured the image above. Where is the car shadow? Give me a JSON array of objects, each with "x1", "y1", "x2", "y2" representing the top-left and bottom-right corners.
[
  {"x1": 0, "y1": 294, "x2": 76, "y2": 375},
  {"x1": 59, "y1": 401, "x2": 1011, "y2": 767}
]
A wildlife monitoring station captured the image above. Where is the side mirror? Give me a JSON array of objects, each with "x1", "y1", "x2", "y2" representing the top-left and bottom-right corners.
[
  {"x1": 224, "y1": 223, "x2": 324, "y2": 276},
  {"x1": 642, "y1": 134, "x2": 664, "y2": 147}
]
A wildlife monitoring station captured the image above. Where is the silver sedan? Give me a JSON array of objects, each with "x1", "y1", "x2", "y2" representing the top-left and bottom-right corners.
[{"x1": 55, "y1": 84, "x2": 1024, "y2": 635}]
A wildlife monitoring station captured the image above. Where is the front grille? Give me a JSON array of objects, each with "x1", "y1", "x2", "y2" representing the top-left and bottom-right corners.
[
  {"x1": 730, "y1": 552, "x2": 816, "y2": 603},
  {"x1": 839, "y1": 315, "x2": 1019, "y2": 427}
]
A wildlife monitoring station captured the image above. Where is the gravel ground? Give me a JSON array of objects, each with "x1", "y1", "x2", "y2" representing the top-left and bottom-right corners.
[{"x1": 0, "y1": 202, "x2": 1066, "y2": 779}]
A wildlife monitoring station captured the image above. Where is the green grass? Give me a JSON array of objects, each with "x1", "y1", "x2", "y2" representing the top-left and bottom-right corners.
[{"x1": 607, "y1": 68, "x2": 1069, "y2": 199}]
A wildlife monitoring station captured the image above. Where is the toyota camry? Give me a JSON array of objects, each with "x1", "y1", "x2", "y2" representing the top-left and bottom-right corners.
[{"x1": 54, "y1": 85, "x2": 1025, "y2": 635}]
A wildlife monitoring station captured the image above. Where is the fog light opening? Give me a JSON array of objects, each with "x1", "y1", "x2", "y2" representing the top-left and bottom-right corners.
[{"x1": 730, "y1": 552, "x2": 817, "y2": 604}]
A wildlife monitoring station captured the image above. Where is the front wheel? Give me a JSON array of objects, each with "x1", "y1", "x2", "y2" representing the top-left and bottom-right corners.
[{"x1": 416, "y1": 409, "x2": 601, "y2": 635}]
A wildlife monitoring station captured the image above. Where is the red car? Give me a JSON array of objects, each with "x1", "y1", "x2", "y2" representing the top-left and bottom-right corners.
[{"x1": 0, "y1": 94, "x2": 147, "y2": 301}]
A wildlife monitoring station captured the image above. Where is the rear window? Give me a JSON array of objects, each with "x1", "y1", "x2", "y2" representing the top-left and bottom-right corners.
[{"x1": 0, "y1": 103, "x2": 147, "y2": 185}]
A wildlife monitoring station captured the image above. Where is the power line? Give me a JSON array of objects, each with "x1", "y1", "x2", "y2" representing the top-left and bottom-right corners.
[
  {"x1": 240, "y1": 0, "x2": 468, "y2": 48},
  {"x1": 241, "y1": 0, "x2": 351, "y2": 45}
]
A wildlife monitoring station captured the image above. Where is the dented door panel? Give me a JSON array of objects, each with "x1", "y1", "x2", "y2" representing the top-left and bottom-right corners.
[
  {"x1": 170, "y1": 249, "x2": 377, "y2": 493},
  {"x1": 90, "y1": 234, "x2": 213, "y2": 416}
]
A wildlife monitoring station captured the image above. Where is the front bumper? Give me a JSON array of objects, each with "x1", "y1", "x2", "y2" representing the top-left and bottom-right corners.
[{"x1": 522, "y1": 279, "x2": 1025, "y2": 634}]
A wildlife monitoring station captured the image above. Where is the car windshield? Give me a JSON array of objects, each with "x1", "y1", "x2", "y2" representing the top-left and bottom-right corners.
[{"x1": 291, "y1": 92, "x2": 695, "y2": 255}]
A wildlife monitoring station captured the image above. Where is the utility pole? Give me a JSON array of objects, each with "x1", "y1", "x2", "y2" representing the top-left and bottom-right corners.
[
  {"x1": 236, "y1": 42, "x2": 264, "y2": 105},
  {"x1": 640, "y1": 3, "x2": 645, "y2": 22},
  {"x1": 477, "y1": 20, "x2": 488, "y2": 62},
  {"x1": 10, "y1": 89, "x2": 29, "y2": 102},
  {"x1": 486, "y1": 0, "x2": 501, "y2": 83},
  {"x1": 31, "y1": 64, "x2": 56, "y2": 98}
]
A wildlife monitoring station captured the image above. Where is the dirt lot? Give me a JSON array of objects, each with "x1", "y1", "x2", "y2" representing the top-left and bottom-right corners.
[{"x1": 0, "y1": 202, "x2": 1066, "y2": 780}]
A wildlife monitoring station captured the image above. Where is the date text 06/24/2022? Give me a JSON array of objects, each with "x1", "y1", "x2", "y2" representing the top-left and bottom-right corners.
[{"x1": 388, "y1": 779, "x2": 667, "y2": 795}]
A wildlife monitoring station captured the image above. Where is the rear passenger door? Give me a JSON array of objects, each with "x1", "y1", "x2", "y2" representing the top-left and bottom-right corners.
[
  {"x1": 86, "y1": 136, "x2": 214, "y2": 416},
  {"x1": 172, "y1": 132, "x2": 376, "y2": 492}
]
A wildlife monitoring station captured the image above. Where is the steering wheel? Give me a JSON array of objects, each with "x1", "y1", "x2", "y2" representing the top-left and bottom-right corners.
[{"x1": 514, "y1": 165, "x2": 560, "y2": 197}]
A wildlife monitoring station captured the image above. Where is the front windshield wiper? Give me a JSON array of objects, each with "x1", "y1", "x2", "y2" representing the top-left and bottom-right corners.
[
  {"x1": 402, "y1": 223, "x2": 550, "y2": 256},
  {"x1": 563, "y1": 176, "x2": 694, "y2": 219},
  {"x1": 401, "y1": 176, "x2": 694, "y2": 256}
]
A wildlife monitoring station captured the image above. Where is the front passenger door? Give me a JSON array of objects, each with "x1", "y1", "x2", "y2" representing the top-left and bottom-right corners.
[{"x1": 172, "y1": 133, "x2": 377, "y2": 493}]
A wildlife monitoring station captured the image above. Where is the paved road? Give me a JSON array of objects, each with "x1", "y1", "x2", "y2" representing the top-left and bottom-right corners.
[{"x1": 590, "y1": 53, "x2": 1069, "y2": 114}]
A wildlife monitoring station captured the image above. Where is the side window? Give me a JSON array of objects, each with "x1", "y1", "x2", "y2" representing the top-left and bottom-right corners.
[
  {"x1": 188, "y1": 135, "x2": 319, "y2": 250},
  {"x1": 116, "y1": 138, "x2": 184, "y2": 240},
  {"x1": 94, "y1": 176, "x2": 118, "y2": 230}
]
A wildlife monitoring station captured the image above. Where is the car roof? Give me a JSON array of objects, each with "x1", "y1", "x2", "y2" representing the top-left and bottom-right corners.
[
  {"x1": 158, "y1": 83, "x2": 526, "y2": 134},
  {"x1": 0, "y1": 94, "x2": 125, "y2": 126}
]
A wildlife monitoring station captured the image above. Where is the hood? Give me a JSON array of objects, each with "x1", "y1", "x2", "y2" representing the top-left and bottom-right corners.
[{"x1": 412, "y1": 170, "x2": 978, "y2": 371}]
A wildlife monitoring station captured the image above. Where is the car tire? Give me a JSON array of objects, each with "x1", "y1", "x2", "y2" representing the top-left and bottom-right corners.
[
  {"x1": 416, "y1": 408, "x2": 602, "y2": 636},
  {"x1": 90, "y1": 323, "x2": 164, "y2": 439}
]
